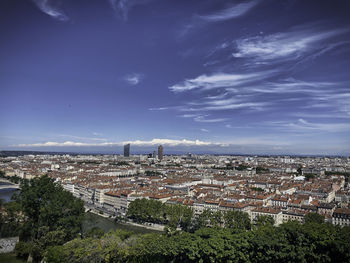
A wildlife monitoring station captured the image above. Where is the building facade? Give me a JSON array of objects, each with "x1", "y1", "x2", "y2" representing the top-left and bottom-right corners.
[
  {"x1": 124, "y1": 144, "x2": 130, "y2": 157},
  {"x1": 158, "y1": 145, "x2": 163, "y2": 161}
]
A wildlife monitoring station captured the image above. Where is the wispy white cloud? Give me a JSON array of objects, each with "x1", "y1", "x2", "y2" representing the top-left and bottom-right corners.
[
  {"x1": 164, "y1": 23, "x2": 350, "y2": 129},
  {"x1": 232, "y1": 27, "x2": 349, "y2": 62},
  {"x1": 17, "y1": 141, "x2": 102, "y2": 147},
  {"x1": 149, "y1": 107, "x2": 170, "y2": 111},
  {"x1": 206, "y1": 42, "x2": 230, "y2": 58},
  {"x1": 198, "y1": 1, "x2": 260, "y2": 22},
  {"x1": 108, "y1": 0, "x2": 154, "y2": 21},
  {"x1": 224, "y1": 137, "x2": 291, "y2": 146},
  {"x1": 109, "y1": 0, "x2": 128, "y2": 20},
  {"x1": 32, "y1": 0, "x2": 69, "y2": 21},
  {"x1": 169, "y1": 71, "x2": 275, "y2": 93},
  {"x1": 178, "y1": 113, "x2": 228, "y2": 123},
  {"x1": 178, "y1": 1, "x2": 259, "y2": 39},
  {"x1": 198, "y1": 102, "x2": 268, "y2": 112},
  {"x1": 123, "y1": 138, "x2": 218, "y2": 146},
  {"x1": 184, "y1": 94, "x2": 268, "y2": 111},
  {"x1": 248, "y1": 78, "x2": 335, "y2": 94},
  {"x1": 124, "y1": 73, "x2": 143, "y2": 85},
  {"x1": 268, "y1": 119, "x2": 350, "y2": 132},
  {"x1": 16, "y1": 138, "x2": 223, "y2": 147},
  {"x1": 58, "y1": 134, "x2": 107, "y2": 142},
  {"x1": 178, "y1": 114, "x2": 201, "y2": 118},
  {"x1": 303, "y1": 91, "x2": 350, "y2": 116},
  {"x1": 165, "y1": 75, "x2": 348, "y2": 115},
  {"x1": 194, "y1": 115, "x2": 227, "y2": 123},
  {"x1": 291, "y1": 112, "x2": 350, "y2": 119},
  {"x1": 92, "y1": 132, "x2": 104, "y2": 136},
  {"x1": 14, "y1": 137, "x2": 293, "y2": 149},
  {"x1": 200, "y1": 128, "x2": 209, "y2": 132}
]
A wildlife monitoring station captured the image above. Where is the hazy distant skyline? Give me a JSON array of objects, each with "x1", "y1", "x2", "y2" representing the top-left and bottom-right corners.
[{"x1": 1, "y1": 0, "x2": 350, "y2": 155}]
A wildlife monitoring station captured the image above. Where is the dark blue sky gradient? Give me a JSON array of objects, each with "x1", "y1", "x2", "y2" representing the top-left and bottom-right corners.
[{"x1": 1, "y1": 0, "x2": 350, "y2": 155}]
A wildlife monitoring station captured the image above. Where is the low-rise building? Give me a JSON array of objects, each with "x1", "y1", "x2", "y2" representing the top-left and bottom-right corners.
[
  {"x1": 251, "y1": 207, "x2": 283, "y2": 226},
  {"x1": 332, "y1": 208, "x2": 350, "y2": 227}
]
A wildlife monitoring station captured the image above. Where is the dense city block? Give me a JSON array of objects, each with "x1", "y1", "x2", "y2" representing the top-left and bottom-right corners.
[{"x1": 1, "y1": 153, "x2": 350, "y2": 227}]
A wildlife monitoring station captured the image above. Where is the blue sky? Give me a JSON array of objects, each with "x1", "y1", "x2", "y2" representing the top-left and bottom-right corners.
[{"x1": 1, "y1": 0, "x2": 350, "y2": 155}]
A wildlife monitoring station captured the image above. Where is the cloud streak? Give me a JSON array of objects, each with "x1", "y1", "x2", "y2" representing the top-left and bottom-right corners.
[
  {"x1": 193, "y1": 115, "x2": 227, "y2": 123},
  {"x1": 165, "y1": 66, "x2": 349, "y2": 119},
  {"x1": 198, "y1": 1, "x2": 260, "y2": 22},
  {"x1": 16, "y1": 138, "x2": 223, "y2": 147},
  {"x1": 14, "y1": 137, "x2": 293, "y2": 148},
  {"x1": 57, "y1": 134, "x2": 107, "y2": 142},
  {"x1": 179, "y1": 1, "x2": 259, "y2": 39},
  {"x1": 268, "y1": 119, "x2": 350, "y2": 133},
  {"x1": 108, "y1": 0, "x2": 154, "y2": 21},
  {"x1": 32, "y1": 0, "x2": 69, "y2": 21},
  {"x1": 169, "y1": 71, "x2": 275, "y2": 93},
  {"x1": 232, "y1": 27, "x2": 349, "y2": 62},
  {"x1": 124, "y1": 73, "x2": 143, "y2": 85}
]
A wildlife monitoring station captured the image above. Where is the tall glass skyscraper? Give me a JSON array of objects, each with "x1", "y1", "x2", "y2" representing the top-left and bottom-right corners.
[
  {"x1": 124, "y1": 144, "x2": 130, "y2": 157},
  {"x1": 158, "y1": 145, "x2": 163, "y2": 161}
]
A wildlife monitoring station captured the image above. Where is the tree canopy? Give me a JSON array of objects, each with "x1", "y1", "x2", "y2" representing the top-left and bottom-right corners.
[
  {"x1": 304, "y1": 212, "x2": 325, "y2": 224},
  {"x1": 6, "y1": 175, "x2": 350, "y2": 263},
  {"x1": 255, "y1": 215, "x2": 275, "y2": 228},
  {"x1": 127, "y1": 198, "x2": 193, "y2": 231},
  {"x1": 14, "y1": 175, "x2": 85, "y2": 242},
  {"x1": 44, "y1": 221, "x2": 350, "y2": 263},
  {"x1": 13, "y1": 175, "x2": 85, "y2": 262}
]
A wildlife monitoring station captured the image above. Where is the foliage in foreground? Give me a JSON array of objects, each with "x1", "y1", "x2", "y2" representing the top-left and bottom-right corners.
[
  {"x1": 9, "y1": 175, "x2": 85, "y2": 262},
  {"x1": 0, "y1": 253, "x2": 25, "y2": 263},
  {"x1": 45, "y1": 221, "x2": 350, "y2": 263},
  {"x1": 127, "y1": 198, "x2": 193, "y2": 230},
  {"x1": 126, "y1": 198, "x2": 251, "y2": 232},
  {"x1": 6, "y1": 174, "x2": 349, "y2": 263},
  {"x1": 0, "y1": 200, "x2": 22, "y2": 238}
]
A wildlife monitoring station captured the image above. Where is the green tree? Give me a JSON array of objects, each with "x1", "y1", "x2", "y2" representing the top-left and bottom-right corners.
[
  {"x1": 249, "y1": 224, "x2": 295, "y2": 262},
  {"x1": 192, "y1": 209, "x2": 212, "y2": 231},
  {"x1": 14, "y1": 175, "x2": 84, "y2": 261},
  {"x1": 210, "y1": 210, "x2": 223, "y2": 228},
  {"x1": 297, "y1": 167, "x2": 302, "y2": 175},
  {"x1": 127, "y1": 198, "x2": 166, "y2": 224},
  {"x1": 255, "y1": 215, "x2": 275, "y2": 228},
  {"x1": 127, "y1": 198, "x2": 193, "y2": 230},
  {"x1": 330, "y1": 226, "x2": 350, "y2": 261},
  {"x1": 44, "y1": 245, "x2": 68, "y2": 263},
  {"x1": 179, "y1": 205, "x2": 193, "y2": 232},
  {"x1": 235, "y1": 164, "x2": 250, "y2": 171},
  {"x1": 85, "y1": 227, "x2": 105, "y2": 238},
  {"x1": 223, "y1": 210, "x2": 251, "y2": 230},
  {"x1": 166, "y1": 204, "x2": 182, "y2": 229},
  {"x1": 42, "y1": 220, "x2": 350, "y2": 263},
  {"x1": 194, "y1": 228, "x2": 251, "y2": 262},
  {"x1": 0, "y1": 201, "x2": 21, "y2": 238},
  {"x1": 15, "y1": 241, "x2": 34, "y2": 261},
  {"x1": 304, "y1": 173, "x2": 317, "y2": 181},
  {"x1": 44, "y1": 229, "x2": 134, "y2": 263},
  {"x1": 165, "y1": 204, "x2": 194, "y2": 231},
  {"x1": 256, "y1": 167, "x2": 269, "y2": 174},
  {"x1": 304, "y1": 213, "x2": 324, "y2": 224}
]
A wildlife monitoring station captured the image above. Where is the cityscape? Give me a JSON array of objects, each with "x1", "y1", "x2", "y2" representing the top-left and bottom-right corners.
[
  {"x1": 1, "y1": 0, "x2": 350, "y2": 262},
  {"x1": 1, "y1": 148, "x2": 350, "y2": 226}
]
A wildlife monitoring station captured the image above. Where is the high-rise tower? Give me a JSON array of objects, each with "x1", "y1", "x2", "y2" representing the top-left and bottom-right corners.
[
  {"x1": 158, "y1": 145, "x2": 163, "y2": 161},
  {"x1": 124, "y1": 144, "x2": 130, "y2": 157}
]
